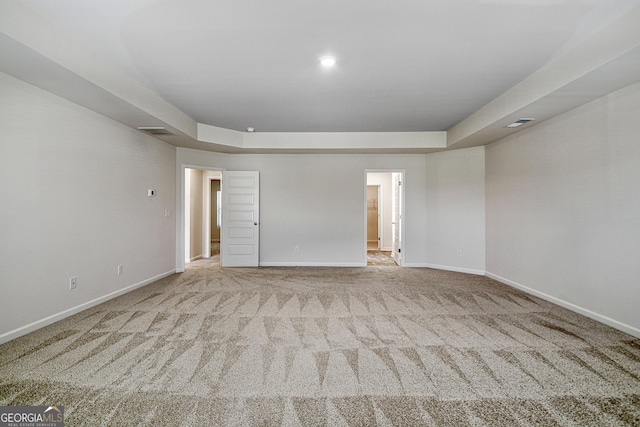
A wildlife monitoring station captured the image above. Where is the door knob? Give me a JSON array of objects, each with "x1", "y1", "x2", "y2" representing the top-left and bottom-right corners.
[{"x1": 254, "y1": 222, "x2": 258, "y2": 226}]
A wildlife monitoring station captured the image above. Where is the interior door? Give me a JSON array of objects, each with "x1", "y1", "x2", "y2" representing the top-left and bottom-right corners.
[
  {"x1": 392, "y1": 173, "x2": 402, "y2": 265},
  {"x1": 221, "y1": 171, "x2": 260, "y2": 267}
]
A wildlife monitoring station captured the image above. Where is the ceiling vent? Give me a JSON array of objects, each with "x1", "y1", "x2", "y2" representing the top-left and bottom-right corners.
[
  {"x1": 506, "y1": 118, "x2": 535, "y2": 128},
  {"x1": 137, "y1": 126, "x2": 175, "y2": 136}
]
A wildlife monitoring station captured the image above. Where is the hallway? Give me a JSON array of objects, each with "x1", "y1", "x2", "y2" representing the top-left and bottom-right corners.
[{"x1": 367, "y1": 250, "x2": 397, "y2": 267}]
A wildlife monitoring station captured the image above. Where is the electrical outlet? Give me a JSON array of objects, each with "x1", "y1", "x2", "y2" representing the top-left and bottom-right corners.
[
  {"x1": 117, "y1": 264, "x2": 124, "y2": 275},
  {"x1": 294, "y1": 246, "x2": 300, "y2": 253},
  {"x1": 69, "y1": 277, "x2": 77, "y2": 290},
  {"x1": 457, "y1": 250, "x2": 463, "y2": 257},
  {"x1": 165, "y1": 209, "x2": 170, "y2": 217}
]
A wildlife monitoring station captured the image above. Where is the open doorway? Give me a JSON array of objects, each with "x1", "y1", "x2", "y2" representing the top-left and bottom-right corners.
[
  {"x1": 182, "y1": 167, "x2": 223, "y2": 270},
  {"x1": 367, "y1": 185, "x2": 380, "y2": 250},
  {"x1": 365, "y1": 171, "x2": 404, "y2": 266},
  {"x1": 209, "y1": 178, "x2": 221, "y2": 263}
]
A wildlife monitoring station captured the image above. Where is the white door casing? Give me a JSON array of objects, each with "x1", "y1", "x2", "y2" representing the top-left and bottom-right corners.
[{"x1": 221, "y1": 171, "x2": 260, "y2": 267}]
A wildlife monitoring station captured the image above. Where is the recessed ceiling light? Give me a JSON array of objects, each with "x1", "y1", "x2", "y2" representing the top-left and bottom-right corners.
[
  {"x1": 506, "y1": 118, "x2": 535, "y2": 128},
  {"x1": 320, "y1": 56, "x2": 337, "y2": 67},
  {"x1": 246, "y1": 127, "x2": 255, "y2": 132}
]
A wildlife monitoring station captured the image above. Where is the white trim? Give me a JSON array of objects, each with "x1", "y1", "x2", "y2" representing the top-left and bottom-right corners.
[
  {"x1": 486, "y1": 271, "x2": 640, "y2": 339},
  {"x1": 260, "y1": 262, "x2": 366, "y2": 267},
  {"x1": 406, "y1": 263, "x2": 486, "y2": 275},
  {"x1": 0, "y1": 270, "x2": 176, "y2": 345},
  {"x1": 377, "y1": 185, "x2": 383, "y2": 250},
  {"x1": 189, "y1": 254, "x2": 203, "y2": 262}
]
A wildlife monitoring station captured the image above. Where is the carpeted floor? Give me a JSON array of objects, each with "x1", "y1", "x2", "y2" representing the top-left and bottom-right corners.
[
  {"x1": 1, "y1": 262, "x2": 639, "y2": 426},
  {"x1": 210, "y1": 241, "x2": 220, "y2": 263}
]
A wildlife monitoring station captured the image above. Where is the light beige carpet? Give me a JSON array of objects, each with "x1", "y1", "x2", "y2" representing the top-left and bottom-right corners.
[{"x1": 1, "y1": 262, "x2": 639, "y2": 426}]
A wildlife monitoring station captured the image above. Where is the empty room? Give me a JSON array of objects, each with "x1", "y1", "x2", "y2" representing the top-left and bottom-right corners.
[{"x1": 1, "y1": 1, "x2": 639, "y2": 425}]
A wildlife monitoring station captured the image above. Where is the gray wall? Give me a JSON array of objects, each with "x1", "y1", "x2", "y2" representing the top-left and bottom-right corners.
[
  {"x1": 7, "y1": 67, "x2": 637, "y2": 343},
  {"x1": 425, "y1": 147, "x2": 486, "y2": 274},
  {"x1": 485, "y1": 81, "x2": 640, "y2": 336},
  {"x1": 177, "y1": 149, "x2": 487, "y2": 270},
  {"x1": 0, "y1": 71, "x2": 177, "y2": 342}
]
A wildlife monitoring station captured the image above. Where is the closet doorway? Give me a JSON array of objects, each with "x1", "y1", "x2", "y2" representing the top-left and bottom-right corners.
[
  {"x1": 209, "y1": 178, "x2": 221, "y2": 261},
  {"x1": 365, "y1": 171, "x2": 404, "y2": 266},
  {"x1": 183, "y1": 168, "x2": 222, "y2": 266},
  {"x1": 367, "y1": 185, "x2": 381, "y2": 250}
]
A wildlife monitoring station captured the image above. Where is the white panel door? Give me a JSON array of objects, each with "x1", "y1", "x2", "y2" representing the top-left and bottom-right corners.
[{"x1": 221, "y1": 171, "x2": 259, "y2": 267}]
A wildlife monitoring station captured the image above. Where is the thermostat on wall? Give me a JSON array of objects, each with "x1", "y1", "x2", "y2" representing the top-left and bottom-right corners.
[{"x1": 148, "y1": 189, "x2": 155, "y2": 197}]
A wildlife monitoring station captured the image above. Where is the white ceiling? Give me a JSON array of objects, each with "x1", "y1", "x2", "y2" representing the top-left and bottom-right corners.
[{"x1": 2, "y1": 0, "x2": 640, "y2": 152}]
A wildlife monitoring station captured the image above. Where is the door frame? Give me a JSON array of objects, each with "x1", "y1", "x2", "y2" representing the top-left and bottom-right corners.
[
  {"x1": 377, "y1": 185, "x2": 383, "y2": 250},
  {"x1": 364, "y1": 169, "x2": 406, "y2": 266},
  {"x1": 177, "y1": 164, "x2": 225, "y2": 273}
]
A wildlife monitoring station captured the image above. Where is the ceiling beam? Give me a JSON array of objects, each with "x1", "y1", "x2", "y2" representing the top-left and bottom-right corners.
[
  {"x1": 2, "y1": 1, "x2": 639, "y2": 154},
  {"x1": 447, "y1": 4, "x2": 640, "y2": 149}
]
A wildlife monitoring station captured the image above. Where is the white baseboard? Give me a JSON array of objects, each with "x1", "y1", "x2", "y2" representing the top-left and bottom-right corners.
[
  {"x1": 486, "y1": 271, "x2": 640, "y2": 339},
  {"x1": 405, "y1": 263, "x2": 485, "y2": 275},
  {"x1": 259, "y1": 261, "x2": 485, "y2": 273},
  {"x1": 0, "y1": 269, "x2": 176, "y2": 345},
  {"x1": 189, "y1": 254, "x2": 203, "y2": 262},
  {"x1": 260, "y1": 262, "x2": 366, "y2": 267}
]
